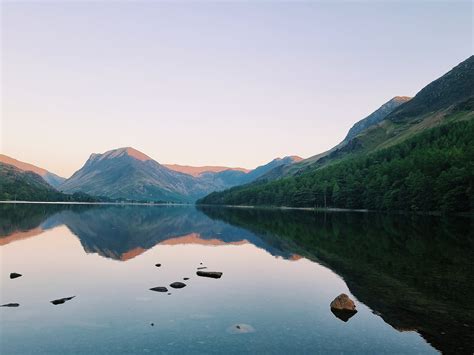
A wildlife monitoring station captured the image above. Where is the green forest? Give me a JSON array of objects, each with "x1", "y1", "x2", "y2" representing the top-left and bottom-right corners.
[
  {"x1": 0, "y1": 163, "x2": 103, "y2": 202},
  {"x1": 199, "y1": 119, "x2": 474, "y2": 213}
]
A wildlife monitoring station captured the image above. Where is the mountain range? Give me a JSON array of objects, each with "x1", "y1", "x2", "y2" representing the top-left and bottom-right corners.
[
  {"x1": 0, "y1": 147, "x2": 301, "y2": 203},
  {"x1": 198, "y1": 55, "x2": 474, "y2": 213},
  {"x1": 1, "y1": 55, "x2": 473, "y2": 212}
]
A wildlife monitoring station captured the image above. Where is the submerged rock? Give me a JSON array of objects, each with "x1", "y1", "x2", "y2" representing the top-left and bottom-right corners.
[
  {"x1": 51, "y1": 296, "x2": 75, "y2": 305},
  {"x1": 10, "y1": 273, "x2": 22, "y2": 279},
  {"x1": 197, "y1": 267, "x2": 207, "y2": 270},
  {"x1": 330, "y1": 293, "x2": 356, "y2": 311},
  {"x1": 150, "y1": 287, "x2": 168, "y2": 292},
  {"x1": 330, "y1": 293, "x2": 357, "y2": 322},
  {"x1": 226, "y1": 323, "x2": 255, "y2": 334},
  {"x1": 183, "y1": 277, "x2": 190, "y2": 281},
  {"x1": 155, "y1": 264, "x2": 162, "y2": 267},
  {"x1": 196, "y1": 271, "x2": 223, "y2": 279},
  {"x1": 170, "y1": 282, "x2": 186, "y2": 289},
  {"x1": 1, "y1": 303, "x2": 20, "y2": 307}
]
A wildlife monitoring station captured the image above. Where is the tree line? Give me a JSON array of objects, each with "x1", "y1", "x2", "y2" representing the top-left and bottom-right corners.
[{"x1": 199, "y1": 119, "x2": 474, "y2": 213}]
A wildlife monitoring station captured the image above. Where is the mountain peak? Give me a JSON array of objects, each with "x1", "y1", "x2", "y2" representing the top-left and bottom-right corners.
[
  {"x1": 92, "y1": 147, "x2": 152, "y2": 162},
  {"x1": 343, "y1": 96, "x2": 411, "y2": 142}
]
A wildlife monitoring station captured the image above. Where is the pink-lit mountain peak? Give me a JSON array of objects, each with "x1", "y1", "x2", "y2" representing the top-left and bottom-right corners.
[{"x1": 94, "y1": 147, "x2": 153, "y2": 162}]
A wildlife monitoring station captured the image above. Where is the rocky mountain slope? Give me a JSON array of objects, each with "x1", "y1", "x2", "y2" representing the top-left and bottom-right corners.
[
  {"x1": 0, "y1": 154, "x2": 65, "y2": 188},
  {"x1": 198, "y1": 55, "x2": 474, "y2": 213}
]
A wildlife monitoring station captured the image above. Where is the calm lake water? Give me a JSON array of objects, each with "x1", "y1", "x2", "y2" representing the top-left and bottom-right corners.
[{"x1": 1, "y1": 204, "x2": 473, "y2": 354}]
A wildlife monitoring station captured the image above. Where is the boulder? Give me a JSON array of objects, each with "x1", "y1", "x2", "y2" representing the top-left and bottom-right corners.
[
  {"x1": 1, "y1": 303, "x2": 19, "y2": 307},
  {"x1": 150, "y1": 287, "x2": 168, "y2": 292},
  {"x1": 330, "y1": 293, "x2": 356, "y2": 311},
  {"x1": 51, "y1": 296, "x2": 75, "y2": 305},
  {"x1": 170, "y1": 282, "x2": 186, "y2": 289},
  {"x1": 196, "y1": 271, "x2": 222, "y2": 279},
  {"x1": 10, "y1": 273, "x2": 22, "y2": 279},
  {"x1": 330, "y1": 293, "x2": 357, "y2": 322}
]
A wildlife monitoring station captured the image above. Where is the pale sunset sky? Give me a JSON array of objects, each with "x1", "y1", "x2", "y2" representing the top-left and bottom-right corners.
[{"x1": 1, "y1": 0, "x2": 472, "y2": 178}]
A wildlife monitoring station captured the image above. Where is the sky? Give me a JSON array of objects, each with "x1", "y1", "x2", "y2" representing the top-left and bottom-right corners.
[{"x1": 1, "y1": 0, "x2": 472, "y2": 178}]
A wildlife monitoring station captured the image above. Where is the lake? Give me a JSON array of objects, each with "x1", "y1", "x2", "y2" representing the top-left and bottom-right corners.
[{"x1": 1, "y1": 204, "x2": 473, "y2": 354}]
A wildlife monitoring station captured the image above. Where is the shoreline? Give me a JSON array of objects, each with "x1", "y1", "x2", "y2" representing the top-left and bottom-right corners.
[
  {"x1": 0, "y1": 201, "x2": 190, "y2": 206},
  {"x1": 1, "y1": 201, "x2": 472, "y2": 217}
]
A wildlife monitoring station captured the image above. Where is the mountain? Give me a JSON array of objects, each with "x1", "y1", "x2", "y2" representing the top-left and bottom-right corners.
[
  {"x1": 0, "y1": 162, "x2": 107, "y2": 202},
  {"x1": 164, "y1": 164, "x2": 249, "y2": 177},
  {"x1": 343, "y1": 96, "x2": 411, "y2": 142},
  {"x1": 59, "y1": 147, "x2": 302, "y2": 202},
  {"x1": 59, "y1": 147, "x2": 210, "y2": 202},
  {"x1": 0, "y1": 154, "x2": 65, "y2": 188},
  {"x1": 0, "y1": 162, "x2": 63, "y2": 201},
  {"x1": 260, "y1": 97, "x2": 411, "y2": 180},
  {"x1": 261, "y1": 56, "x2": 474, "y2": 181},
  {"x1": 198, "y1": 56, "x2": 474, "y2": 213}
]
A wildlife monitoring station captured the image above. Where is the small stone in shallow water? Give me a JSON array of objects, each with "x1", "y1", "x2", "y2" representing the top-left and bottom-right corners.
[
  {"x1": 150, "y1": 287, "x2": 168, "y2": 293},
  {"x1": 155, "y1": 264, "x2": 161, "y2": 267},
  {"x1": 1, "y1": 303, "x2": 19, "y2": 307},
  {"x1": 51, "y1": 296, "x2": 75, "y2": 305},
  {"x1": 226, "y1": 323, "x2": 255, "y2": 334},
  {"x1": 183, "y1": 277, "x2": 189, "y2": 280},
  {"x1": 10, "y1": 273, "x2": 22, "y2": 279},
  {"x1": 196, "y1": 271, "x2": 222, "y2": 279},
  {"x1": 150, "y1": 323, "x2": 154, "y2": 326},
  {"x1": 168, "y1": 293, "x2": 171, "y2": 295},
  {"x1": 197, "y1": 267, "x2": 207, "y2": 270},
  {"x1": 170, "y1": 282, "x2": 186, "y2": 289}
]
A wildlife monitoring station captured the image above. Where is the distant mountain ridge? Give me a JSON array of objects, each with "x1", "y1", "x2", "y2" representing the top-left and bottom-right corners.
[
  {"x1": 164, "y1": 164, "x2": 250, "y2": 177},
  {"x1": 0, "y1": 154, "x2": 65, "y2": 188},
  {"x1": 59, "y1": 147, "x2": 302, "y2": 202}
]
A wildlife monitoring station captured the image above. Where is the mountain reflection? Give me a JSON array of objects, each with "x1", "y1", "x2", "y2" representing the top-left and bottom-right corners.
[
  {"x1": 199, "y1": 206, "x2": 474, "y2": 355},
  {"x1": 0, "y1": 204, "x2": 292, "y2": 260}
]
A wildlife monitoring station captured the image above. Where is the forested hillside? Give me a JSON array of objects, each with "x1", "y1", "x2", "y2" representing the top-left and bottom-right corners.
[
  {"x1": 0, "y1": 163, "x2": 104, "y2": 202},
  {"x1": 198, "y1": 118, "x2": 474, "y2": 213}
]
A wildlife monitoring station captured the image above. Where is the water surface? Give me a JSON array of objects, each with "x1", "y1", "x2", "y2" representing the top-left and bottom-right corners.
[{"x1": 1, "y1": 204, "x2": 473, "y2": 354}]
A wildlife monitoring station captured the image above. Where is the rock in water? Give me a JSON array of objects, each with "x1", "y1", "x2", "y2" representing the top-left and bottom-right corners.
[
  {"x1": 330, "y1": 293, "x2": 356, "y2": 311},
  {"x1": 1, "y1": 303, "x2": 20, "y2": 307},
  {"x1": 150, "y1": 287, "x2": 168, "y2": 292},
  {"x1": 330, "y1": 293, "x2": 357, "y2": 322},
  {"x1": 183, "y1": 277, "x2": 190, "y2": 280},
  {"x1": 155, "y1": 264, "x2": 161, "y2": 267},
  {"x1": 197, "y1": 267, "x2": 207, "y2": 270},
  {"x1": 226, "y1": 323, "x2": 255, "y2": 334},
  {"x1": 50, "y1": 296, "x2": 75, "y2": 305},
  {"x1": 196, "y1": 271, "x2": 223, "y2": 279},
  {"x1": 10, "y1": 273, "x2": 22, "y2": 279},
  {"x1": 170, "y1": 282, "x2": 186, "y2": 289}
]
